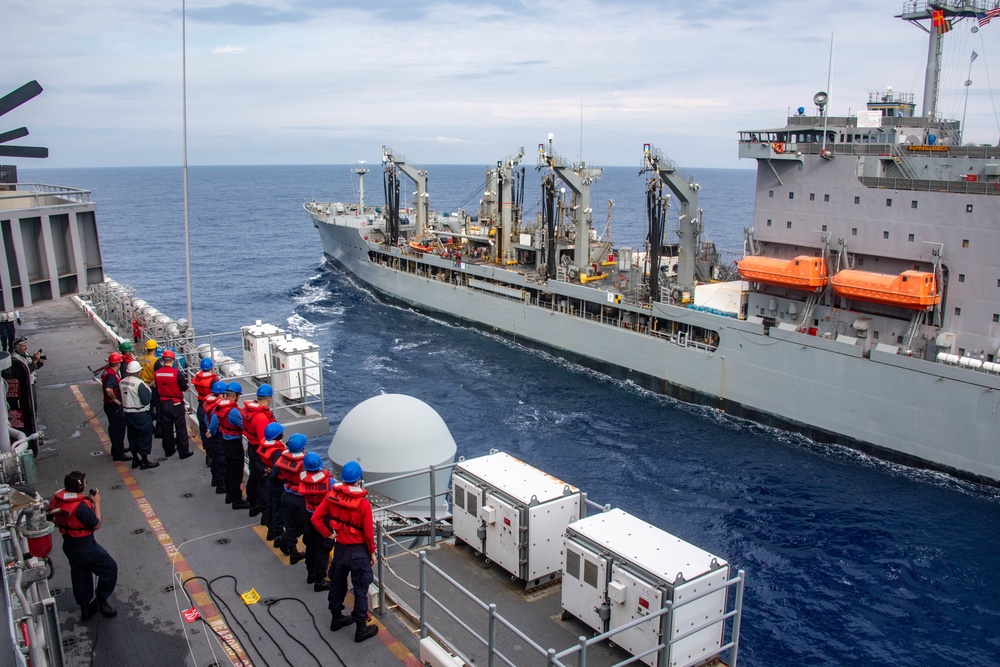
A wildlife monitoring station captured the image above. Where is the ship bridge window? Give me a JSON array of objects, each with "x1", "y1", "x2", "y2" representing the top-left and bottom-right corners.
[
  {"x1": 962, "y1": 239, "x2": 969, "y2": 248},
  {"x1": 769, "y1": 190, "x2": 774, "y2": 198},
  {"x1": 766, "y1": 219, "x2": 772, "y2": 226},
  {"x1": 852, "y1": 228, "x2": 858, "y2": 236},
  {"x1": 993, "y1": 314, "x2": 999, "y2": 323},
  {"x1": 966, "y1": 204, "x2": 974, "y2": 213},
  {"x1": 886, "y1": 198, "x2": 892, "y2": 207},
  {"x1": 883, "y1": 231, "x2": 890, "y2": 239},
  {"x1": 908, "y1": 234, "x2": 915, "y2": 242},
  {"x1": 787, "y1": 221, "x2": 792, "y2": 229},
  {"x1": 854, "y1": 196, "x2": 861, "y2": 205},
  {"x1": 822, "y1": 224, "x2": 828, "y2": 232},
  {"x1": 824, "y1": 194, "x2": 830, "y2": 202},
  {"x1": 955, "y1": 307, "x2": 962, "y2": 316},
  {"x1": 959, "y1": 274, "x2": 965, "y2": 282},
  {"x1": 789, "y1": 192, "x2": 794, "y2": 200},
  {"x1": 911, "y1": 200, "x2": 918, "y2": 209},
  {"x1": 810, "y1": 193, "x2": 816, "y2": 201}
]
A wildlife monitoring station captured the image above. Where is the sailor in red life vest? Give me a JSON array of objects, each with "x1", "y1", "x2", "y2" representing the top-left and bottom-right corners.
[
  {"x1": 208, "y1": 382, "x2": 248, "y2": 509},
  {"x1": 47, "y1": 471, "x2": 119, "y2": 621},
  {"x1": 101, "y1": 352, "x2": 128, "y2": 461},
  {"x1": 204, "y1": 381, "x2": 229, "y2": 491},
  {"x1": 272, "y1": 433, "x2": 307, "y2": 560},
  {"x1": 117, "y1": 340, "x2": 136, "y2": 374},
  {"x1": 296, "y1": 452, "x2": 336, "y2": 591},
  {"x1": 153, "y1": 349, "x2": 193, "y2": 459},
  {"x1": 241, "y1": 384, "x2": 275, "y2": 519},
  {"x1": 191, "y1": 357, "x2": 219, "y2": 458},
  {"x1": 310, "y1": 460, "x2": 379, "y2": 643},
  {"x1": 258, "y1": 422, "x2": 287, "y2": 540}
]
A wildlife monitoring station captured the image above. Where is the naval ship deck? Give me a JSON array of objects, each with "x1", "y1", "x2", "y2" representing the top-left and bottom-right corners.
[{"x1": 26, "y1": 297, "x2": 665, "y2": 667}]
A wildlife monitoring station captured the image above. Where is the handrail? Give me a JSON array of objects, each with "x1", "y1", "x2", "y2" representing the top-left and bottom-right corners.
[{"x1": 400, "y1": 544, "x2": 745, "y2": 667}]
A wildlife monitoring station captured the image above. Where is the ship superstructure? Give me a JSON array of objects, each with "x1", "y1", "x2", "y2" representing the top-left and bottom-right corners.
[{"x1": 306, "y1": 3, "x2": 1000, "y2": 485}]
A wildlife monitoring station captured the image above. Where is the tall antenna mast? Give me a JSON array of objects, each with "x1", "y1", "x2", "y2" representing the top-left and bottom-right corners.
[
  {"x1": 897, "y1": 3, "x2": 981, "y2": 121},
  {"x1": 181, "y1": 0, "x2": 193, "y2": 330}
]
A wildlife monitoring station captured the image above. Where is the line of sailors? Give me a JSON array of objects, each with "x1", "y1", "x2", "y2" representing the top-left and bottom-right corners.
[
  {"x1": 195, "y1": 370, "x2": 343, "y2": 594},
  {"x1": 109, "y1": 344, "x2": 379, "y2": 640}
]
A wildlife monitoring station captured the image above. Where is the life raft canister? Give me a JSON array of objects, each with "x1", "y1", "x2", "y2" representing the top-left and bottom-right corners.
[{"x1": 772, "y1": 142, "x2": 785, "y2": 154}]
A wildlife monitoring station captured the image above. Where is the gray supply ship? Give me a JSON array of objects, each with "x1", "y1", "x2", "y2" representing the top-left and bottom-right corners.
[{"x1": 306, "y1": 3, "x2": 1000, "y2": 485}]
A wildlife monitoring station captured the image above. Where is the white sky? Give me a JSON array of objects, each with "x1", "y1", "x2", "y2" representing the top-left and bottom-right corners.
[{"x1": 5, "y1": 0, "x2": 1000, "y2": 168}]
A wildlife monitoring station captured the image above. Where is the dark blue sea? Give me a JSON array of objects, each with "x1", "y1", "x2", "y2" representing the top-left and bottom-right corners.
[{"x1": 21, "y1": 163, "x2": 1000, "y2": 667}]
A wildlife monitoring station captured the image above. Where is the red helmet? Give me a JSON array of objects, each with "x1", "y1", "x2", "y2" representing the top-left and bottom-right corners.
[
  {"x1": 162, "y1": 349, "x2": 176, "y2": 359},
  {"x1": 108, "y1": 352, "x2": 123, "y2": 364}
]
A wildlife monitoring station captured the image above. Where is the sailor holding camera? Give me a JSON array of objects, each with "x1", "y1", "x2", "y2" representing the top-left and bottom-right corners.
[{"x1": 47, "y1": 470, "x2": 119, "y2": 621}]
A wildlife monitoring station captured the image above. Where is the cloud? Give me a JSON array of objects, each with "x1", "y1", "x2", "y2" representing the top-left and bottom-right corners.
[
  {"x1": 186, "y1": 2, "x2": 309, "y2": 26},
  {"x1": 212, "y1": 45, "x2": 246, "y2": 54}
]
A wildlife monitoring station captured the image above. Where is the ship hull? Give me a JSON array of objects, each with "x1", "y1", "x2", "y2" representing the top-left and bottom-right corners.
[{"x1": 313, "y1": 217, "x2": 1000, "y2": 485}]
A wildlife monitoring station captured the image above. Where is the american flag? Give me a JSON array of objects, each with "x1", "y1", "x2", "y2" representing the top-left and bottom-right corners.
[{"x1": 978, "y1": 7, "x2": 1000, "y2": 27}]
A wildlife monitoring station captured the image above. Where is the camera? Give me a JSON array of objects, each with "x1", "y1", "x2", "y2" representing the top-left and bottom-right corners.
[
  {"x1": 89, "y1": 488, "x2": 97, "y2": 496},
  {"x1": 37, "y1": 348, "x2": 46, "y2": 360}
]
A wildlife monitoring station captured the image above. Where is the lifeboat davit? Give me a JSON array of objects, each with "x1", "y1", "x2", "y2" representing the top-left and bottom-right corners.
[
  {"x1": 831, "y1": 269, "x2": 939, "y2": 309},
  {"x1": 737, "y1": 255, "x2": 828, "y2": 291}
]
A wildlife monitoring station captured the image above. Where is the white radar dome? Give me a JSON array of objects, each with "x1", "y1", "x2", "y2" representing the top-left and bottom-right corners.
[{"x1": 328, "y1": 394, "x2": 457, "y2": 518}]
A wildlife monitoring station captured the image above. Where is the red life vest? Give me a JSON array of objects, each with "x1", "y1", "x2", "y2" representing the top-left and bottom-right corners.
[
  {"x1": 49, "y1": 490, "x2": 96, "y2": 538},
  {"x1": 192, "y1": 371, "x2": 218, "y2": 402},
  {"x1": 274, "y1": 450, "x2": 305, "y2": 486},
  {"x1": 203, "y1": 394, "x2": 219, "y2": 416},
  {"x1": 310, "y1": 483, "x2": 374, "y2": 553},
  {"x1": 207, "y1": 396, "x2": 229, "y2": 422},
  {"x1": 217, "y1": 403, "x2": 243, "y2": 439},
  {"x1": 155, "y1": 366, "x2": 184, "y2": 401},
  {"x1": 298, "y1": 469, "x2": 334, "y2": 511},
  {"x1": 258, "y1": 439, "x2": 284, "y2": 468},
  {"x1": 241, "y1": 401, "x2": 274, "y2": 448},
  {"x1": 101, "y1": 368, "x2": 121, "y2": 404}
]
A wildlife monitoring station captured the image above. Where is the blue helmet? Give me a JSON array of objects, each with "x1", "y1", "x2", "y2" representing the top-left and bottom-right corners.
[
  {"x1": 226, "y1": 382, "x2": 243, "y2": 395},
  {"x1": 263, "y1": 422, "x2": 285, "y2": 440},
  {"x1": 256, "y1": 383, "x2": 273, "y2": 398},
  {"x1": 303, "y1": 452, "x2": 323, "y2": 472},
  {"x1": 211, "y1": 381, "x2": 228, "y2": 394},
  {"x1": 341, "y1": 461, "x2": 363, "y2": 484},
  {"x1": 200, "y1": 358, "x2": 213, "y2": 371},
  {"x1": 286, "y1": 433, "x2": 307, "y2": 453}
]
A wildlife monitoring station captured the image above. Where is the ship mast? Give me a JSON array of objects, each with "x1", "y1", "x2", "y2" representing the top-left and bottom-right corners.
[
  {"x1": 352, "y1": 162, "x2": 369, "y2": 210},
  {"x1": 898, "y1": 2, "x2": 981, "y2": 121}
]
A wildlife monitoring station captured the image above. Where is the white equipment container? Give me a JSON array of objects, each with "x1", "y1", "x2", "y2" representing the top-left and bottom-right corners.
[
  {"x1": 563, "y1": 509, "x2": 731, "y2": 667},
  {"x1": 452, "y1": 451, "x2": 582, "y2": 586},
  {"x1": 242, "y1": 321, "x2": 285, "y2": 377},
  {"x1": 270, "y1": 336, "x2": 320, "y2": 402}
]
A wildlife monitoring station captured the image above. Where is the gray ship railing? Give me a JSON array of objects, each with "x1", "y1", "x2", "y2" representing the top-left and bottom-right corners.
[
  {"x1": 368, "y1": 462, "x2": 743, "y2": 667},
  {"x1": 0, "y1": 183, "x2": 92, "y2": 208},
  {"x1": 411, "y1": 547, "x2": 744, "y2": 667}
]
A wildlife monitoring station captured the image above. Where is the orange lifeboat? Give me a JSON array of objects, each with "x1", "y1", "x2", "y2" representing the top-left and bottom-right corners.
[
  {"x1": 831, "y1": 269, "x2": 939, "y2": 309},
  {"x1": 408, "y1": 241, "x2": 434, "y2": 253},
  {"x1": 737, "y1": 255, "x2": 829, "y2": 291}
]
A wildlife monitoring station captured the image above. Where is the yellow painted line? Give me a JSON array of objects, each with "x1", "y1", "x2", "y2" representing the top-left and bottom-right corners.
[{"x1": 71, "y1": 385, "x2": 252, "y2": 667}]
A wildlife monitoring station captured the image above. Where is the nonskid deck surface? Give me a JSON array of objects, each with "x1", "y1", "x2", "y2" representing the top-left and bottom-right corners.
[
  {"x1": 24, "y1": 298, "x2": 420, "y2": 666},
  {"x1": 381, "y1": 538, "x2": 631, "y2": 667}
]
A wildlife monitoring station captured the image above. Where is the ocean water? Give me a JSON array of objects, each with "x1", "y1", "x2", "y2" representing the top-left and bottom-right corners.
[{"x1": 21, "y1": 163, "x2": 1000, "y2": 667}]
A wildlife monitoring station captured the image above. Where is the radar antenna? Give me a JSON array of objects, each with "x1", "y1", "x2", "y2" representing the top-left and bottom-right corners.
[{"x1": 0, "y1": 81, "x2": 48, "y2": 159}]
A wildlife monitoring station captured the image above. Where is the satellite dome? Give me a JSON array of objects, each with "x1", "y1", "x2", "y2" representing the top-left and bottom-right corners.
[{"x1": 329, "y1": 394, "x2": 457, "y2": 517}]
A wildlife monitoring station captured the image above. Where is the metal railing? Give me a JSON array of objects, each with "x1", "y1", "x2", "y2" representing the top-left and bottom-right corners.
[
  {"x1": 369, "y1": 462, "x2": 745, "y2": 667},
  {"x1": 414, "y1": 549, "x2": 745, "y2": 667}
]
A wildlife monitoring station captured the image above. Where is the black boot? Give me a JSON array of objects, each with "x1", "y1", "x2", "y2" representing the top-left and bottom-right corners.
[
  {"x1": 81, "y1": 599, "x2": 98, "y2": 621},
  {"x1": 97, "y1": 598, "x2": 117, "y2": 618},
  {"x1": 314, "y1": 581, "x2": 331, "y2": 592},
  {"x1": 355, "y1": 620, "x2": 378, "y2": 643},
  {"x1": 330, "y1": 612, "x2": 352, "y2": 632},
  {"x1": 231, "y1": 499, "x2": 250, "y2": 510},
  {"x1": 131, "y1": 454, "x2": 141, "y2": 469},
  {"x1": 140, "y1": 458, "x2": 160, "y2": 470},
  {"x1": 289, "y1": 551, "x2": 305, "y2": 564}
]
